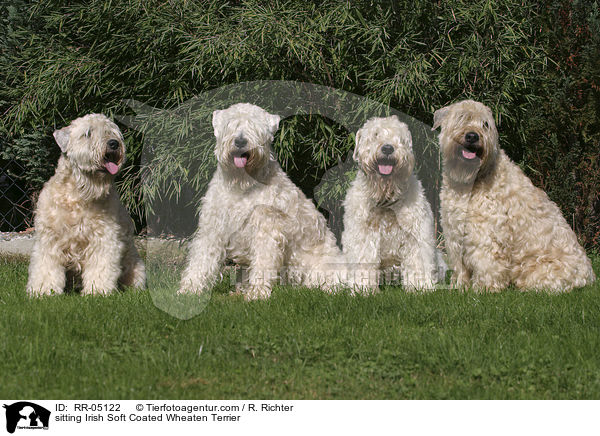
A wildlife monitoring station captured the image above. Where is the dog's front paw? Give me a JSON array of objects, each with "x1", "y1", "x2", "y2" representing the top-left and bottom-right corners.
[
  {"x1": 26, "y1": 286, "x2": 61, "y2": 297},
  {"x1": 81, "y1": 286, "x2": 114, "y2": 296},
  {"x1": 178, "y1": 276, "x2": 212, "y2": 295},
  {"x1": 177, "y1": 285, "x2": 211, "y2": 296},
  {"x1": 237, "y1": 283, "x2": 272, "y2": 301},
  {"x1": 450, "y1": 270, "x2": 471, "y2": 289}
]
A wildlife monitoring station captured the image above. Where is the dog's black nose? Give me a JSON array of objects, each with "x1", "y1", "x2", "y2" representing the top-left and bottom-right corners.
[
  {"x1": 465, "y1": 132, "x2": 479, "y2": 143},
  {"x1": 381, "y1": 144, "x2": 394, "y2": 155},
  {"x1": 234, "y1": 136, "x2": 247, "y2": 148},
  {"x1": 107, "y1": 139, "x2": 120, "y2": 150}
]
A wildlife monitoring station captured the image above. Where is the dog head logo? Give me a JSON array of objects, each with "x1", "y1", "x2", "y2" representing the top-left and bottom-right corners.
[{"x1": 3, "y1": 402, "x2": 50, "y2": 433}]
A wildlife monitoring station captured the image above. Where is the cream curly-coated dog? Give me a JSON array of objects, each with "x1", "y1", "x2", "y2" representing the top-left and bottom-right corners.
[
  {"x1": 26, "y1": 114, "x2": 146, "y2": 296},
  {"x1": 179, "y1": 103, "x2": 344, "y2": 300},
  {"x1": 433, "y1": 99, "x2": 595, "y2": 292},
  {"x1": 342, "y1": 115, "x2": 446, "y2": 291}
]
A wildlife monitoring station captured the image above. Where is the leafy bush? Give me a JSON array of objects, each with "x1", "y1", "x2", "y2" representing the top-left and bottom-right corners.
[
  {"x1": 1, "y1": 0, "x2": 597, "y2": 248},
  {"x1": 521, "y1": 1, "x2": 600, "y2": 249}
]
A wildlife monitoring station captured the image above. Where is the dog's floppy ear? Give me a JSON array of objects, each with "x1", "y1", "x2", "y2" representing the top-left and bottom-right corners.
[
  {"x1": 212, "y1": 109, "x2": 225, "y2": 138},
  {"x1": 485, "y1": 105, "x2": 499, "y2": 128},
  {"x1": 53, "y1": 126, "x2": 71, "y2": 153},
  {"x1": 432, "y1": 106, "x2": 449, "y2": 131},
  {"x1": 352, "y1": 128, "x2": 363, "y2": 161},
  {"x1": 268, "y1": 113, "x2": 281, "y2": 136}
]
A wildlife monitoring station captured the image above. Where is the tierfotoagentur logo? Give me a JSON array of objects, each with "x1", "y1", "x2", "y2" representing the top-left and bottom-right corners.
[{"x1": 3, "y1": 402, "x2": 50, "y2": 433}]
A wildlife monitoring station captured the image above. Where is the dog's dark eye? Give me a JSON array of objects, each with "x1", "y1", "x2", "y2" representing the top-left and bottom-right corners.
[{"x1": 483, "y1": 121, "x2": 489, "y2": 129}]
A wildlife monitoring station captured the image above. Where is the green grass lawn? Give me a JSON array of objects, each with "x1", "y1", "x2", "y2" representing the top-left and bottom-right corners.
[{"x1": 1, "y1": 255, "x2": 599, "y2": 399}]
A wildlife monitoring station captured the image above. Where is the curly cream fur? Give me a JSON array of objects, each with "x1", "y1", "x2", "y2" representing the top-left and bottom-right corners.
[
  {"x1": 435, "y1": 100, "x2": 595, "y2": 292},
  {"x1": 342, "y1": 116, "x2": 446, "y2": 292},
  {"x1": 26, "y1": 114, "x2": 146, "y2": 296},
  {"x1": 179, "y1": 103, "x2": 345, "y2": 300}
]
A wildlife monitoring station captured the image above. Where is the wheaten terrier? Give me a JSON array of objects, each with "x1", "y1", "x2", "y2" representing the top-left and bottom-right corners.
[
  {"x1": 26, "y1": 114, "x2": 146, "y2": 296},
  {"x1": 179, "y1": 103, "x2": 344, "y2": 300},
  {"x1": 342, "y1": 115, "x2": 446, "y2": 292},
  {"x1": 433, "y1": 99, "x2": 595, "y2": 292}
]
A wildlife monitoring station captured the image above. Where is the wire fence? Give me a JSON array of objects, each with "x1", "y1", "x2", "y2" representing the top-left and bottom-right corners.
[{"x1": 0, "y1": 158, "x2": 33, "y2": 232}]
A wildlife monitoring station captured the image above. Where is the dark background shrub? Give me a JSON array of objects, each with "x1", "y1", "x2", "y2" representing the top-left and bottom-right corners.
[{"x1": 1, "y1": 0, "x2": 598, "y2": 249}]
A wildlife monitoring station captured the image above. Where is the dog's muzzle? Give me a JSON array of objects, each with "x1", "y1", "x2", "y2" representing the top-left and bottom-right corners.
[
  {"x1": 103, "y1": 149, "x2": 122, "y2": 175},
  {"x1": 376, "y1": 157, "x2": 396, "y2": 176},
  {"x1": 373, "y1": 144, "x2": 397, "y2": 175},
  {"x1": 232, "y1": 152, "x2": 250, "y2": 168},
  {"x1": 231, "y1": 136, "x2": 251, "y2": 168},
  {"x1": 381, "y1": 144, "x2": 394, "y2": 155},
  {"x1": 234, "y1": 136, "x2": 247, "y2": 148},
  {"x1": 458, "y1": 131, "x2": 482, "y2": 162}
]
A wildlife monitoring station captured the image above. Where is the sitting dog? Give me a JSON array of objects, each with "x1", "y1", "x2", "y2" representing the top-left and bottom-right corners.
[
  {"x1": 26, "y1": 114, "x2": 146, "y2": 296},
  {"x1": 179, "y1": 103, "x2": 345, "y2": 300},
  {"x1": 342, "y1": 115, "x2": 445, "y2": 292},
  {"x1": 433, "y1": 99, "x2": 595, "y2": 292}
]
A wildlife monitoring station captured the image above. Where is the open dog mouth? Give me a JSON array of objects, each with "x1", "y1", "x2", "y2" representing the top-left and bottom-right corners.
[
  {"x1": 458, "y1": 143, "x2": 482, "y2": 161},
  {"x1": 376, "y1": 158, "x2": 396, "y2": 176},
  {"x1": 233, "y1": 151, "x2": 250, "y2": 168},
  {"x1": 102, "y1": 151, "x2": 122, "y2": 175}
]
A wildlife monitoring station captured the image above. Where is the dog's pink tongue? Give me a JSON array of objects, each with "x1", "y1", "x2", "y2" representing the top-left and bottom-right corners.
[
  {"x1": 234, "y1": 156, "x2": 248, "y2": 168},
  {"x1": 378, "y1": 164, "x2": 393, "y2": 175},
  {"x1": 462, "y1": 149, "x2": 477, "y2": 160},
  {"x1": 104, "y1": 162, "x2": 119, "y2": 175}
]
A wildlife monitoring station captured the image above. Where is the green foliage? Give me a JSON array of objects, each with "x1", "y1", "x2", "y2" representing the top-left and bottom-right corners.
[
  {"x1": 1, "y1": 0, "x2": 598, "y2": 246},
  {"x1": 521, "y1": 1, "x2": 600, "y2": 249}
]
